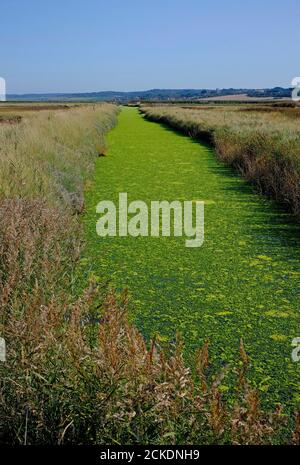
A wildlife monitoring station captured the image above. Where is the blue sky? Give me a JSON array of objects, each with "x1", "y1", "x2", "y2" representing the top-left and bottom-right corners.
[{"x1": 0, "y1": 0, "x2": 298, "y2": 93}]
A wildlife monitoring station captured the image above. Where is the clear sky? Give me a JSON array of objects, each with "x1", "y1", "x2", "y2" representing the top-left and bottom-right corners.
[{"x1": 0, "y1": 0, "x2": 298, "y2": 93}]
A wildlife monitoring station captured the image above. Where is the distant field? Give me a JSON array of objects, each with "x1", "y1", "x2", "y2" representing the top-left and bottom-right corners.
[
  {"x1": 196, "y1": 93, "x2": 275, "y2": 102},
  {"x1": 0, "y1": 102, "x2": 85, "y2": 124},
  {"x1": 0, "y1": 103, "x2": 71, "y2": 110}
]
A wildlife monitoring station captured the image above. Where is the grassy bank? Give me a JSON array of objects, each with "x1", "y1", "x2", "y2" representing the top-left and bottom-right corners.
[
  {"x1": 140, "y1": 104, "x2": 300, "y2": 216},
  {"x1": 0, "y1": 104, "x2": 119, "y2": 443}
]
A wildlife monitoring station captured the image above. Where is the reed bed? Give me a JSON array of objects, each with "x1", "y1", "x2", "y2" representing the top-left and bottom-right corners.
[{"x1": 141, "y1": 105, "x2": 300, "y2": 216}]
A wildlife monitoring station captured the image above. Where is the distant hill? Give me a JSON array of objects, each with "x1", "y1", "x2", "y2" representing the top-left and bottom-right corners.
[{"x1": 6, "y1": 87, "x2": 293, "y2": 102}]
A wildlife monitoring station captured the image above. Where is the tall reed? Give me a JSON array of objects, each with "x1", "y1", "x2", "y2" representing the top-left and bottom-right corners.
[{"x1": 141, "y1": 105, "x2": 300, "y2": 216}]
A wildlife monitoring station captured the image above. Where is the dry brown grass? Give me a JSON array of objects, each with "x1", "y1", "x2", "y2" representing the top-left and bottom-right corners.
[
  {"x1": 0, "y1": 249, "x2": 294, "y2": 445},
  {"x1": 0, "y1": 103, "x2": 72, "y2": 112},
  {"x1": 0, "y1": 104, "x2": 117, "y2": 209},
  {"x1": 0, "y1": 102, "x2": 78, "y2": 125}
]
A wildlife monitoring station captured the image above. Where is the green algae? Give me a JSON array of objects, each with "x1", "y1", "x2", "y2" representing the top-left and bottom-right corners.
[{"x1": 82, "y1": 107, "x2": 300, "y2": 408}]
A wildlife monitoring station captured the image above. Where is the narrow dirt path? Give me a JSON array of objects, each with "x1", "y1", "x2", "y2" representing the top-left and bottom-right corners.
[{"x1": 83, "y1": 107, "x2": 300, "y2": 407}]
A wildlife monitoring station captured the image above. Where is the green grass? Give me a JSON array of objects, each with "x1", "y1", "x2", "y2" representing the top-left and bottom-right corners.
[{"x1": 83, "y1": 107, "x2": 300, "y2": 409}]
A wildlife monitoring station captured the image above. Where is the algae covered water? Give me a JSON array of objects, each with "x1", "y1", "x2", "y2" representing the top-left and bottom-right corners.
[{"x1": 83, "y1": 107, "x2": 300, "y2": 407}]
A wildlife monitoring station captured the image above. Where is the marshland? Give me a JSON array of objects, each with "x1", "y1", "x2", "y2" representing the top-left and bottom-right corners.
[{"x1": 0, "y1": 101, "x2": 299, "y2": 445}]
